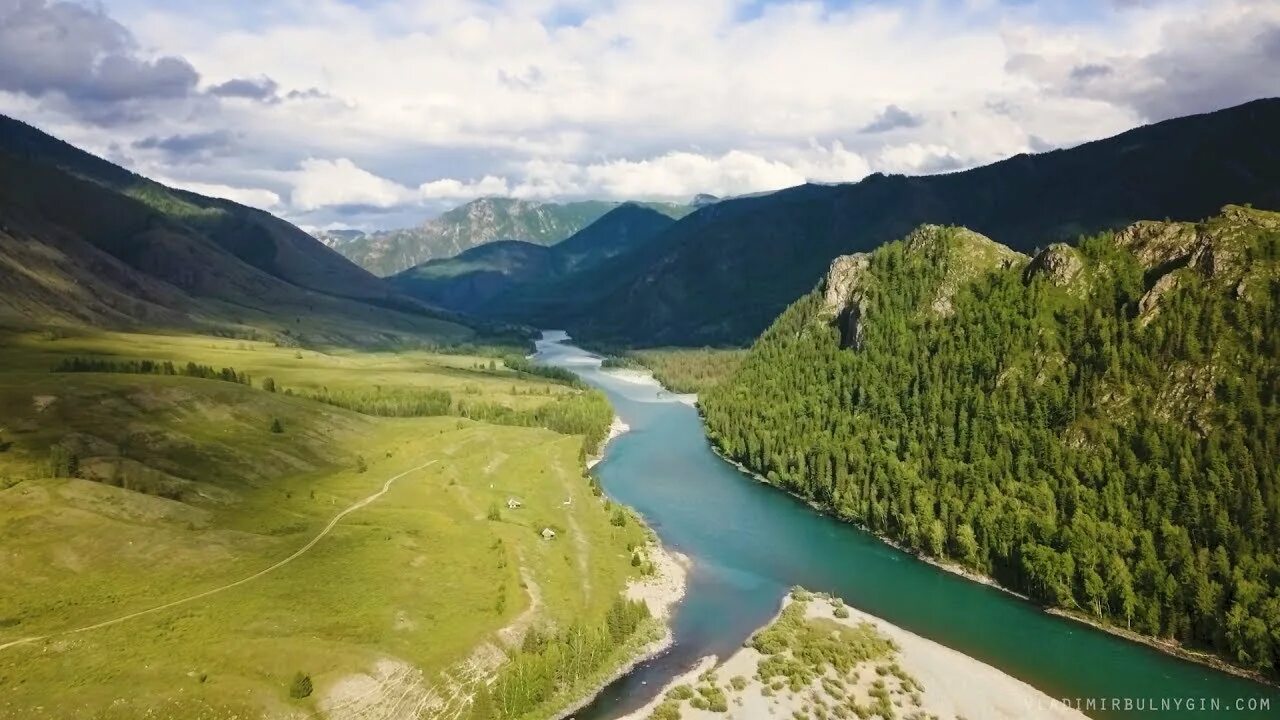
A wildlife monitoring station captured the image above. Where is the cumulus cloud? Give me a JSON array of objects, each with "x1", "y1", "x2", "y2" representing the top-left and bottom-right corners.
[
  {"x1": 163, "y1": 178, "x2": 281, "y2": 210},
  {"x1": 419, "y1": 175, "x2": 511, "y2": 200},
  {"x1": 290, "y1": 158, "x2": 416, "y2": 211},
  {"x1": 876, "y1": 143, "x2": 967, "y2": 175},
  {"x1": 0, "y1": 0, "x2": 198, "y2": 122}
]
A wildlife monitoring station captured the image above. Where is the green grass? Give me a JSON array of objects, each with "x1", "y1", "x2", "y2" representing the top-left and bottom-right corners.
[{"x1": 0, "y1": 329, "x2": 649, "y2": 719}]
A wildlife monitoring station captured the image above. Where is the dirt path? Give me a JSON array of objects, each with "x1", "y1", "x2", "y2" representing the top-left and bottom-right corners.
[
  {"x1": 552, "y1": 447, "x2": 591, "y2": 602},
  {"x1": 0, "y1": 458, "x2": 439, "y2": 653},
  {"x1": 496, "y1": 566, "x2": 543, "y2": 648}
]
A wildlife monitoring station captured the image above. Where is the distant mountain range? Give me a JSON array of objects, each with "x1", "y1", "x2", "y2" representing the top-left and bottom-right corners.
[
  {"x1": 388, "y1": 203, "x2": 677, "y2": 312},
  {"x1": 0, "y1": 115, "x2": 477, "y2": 345},
  {"x1": 470, "y1": 98, "x2": 1280, "y2": 347},
  {"x1": 319, "y1": 197, "x2": 692, "y2": 276}
]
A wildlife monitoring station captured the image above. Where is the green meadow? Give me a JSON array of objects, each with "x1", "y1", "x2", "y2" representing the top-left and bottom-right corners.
[{"x1": 0, "y1": 329, "x2": 649, "y2": 719}]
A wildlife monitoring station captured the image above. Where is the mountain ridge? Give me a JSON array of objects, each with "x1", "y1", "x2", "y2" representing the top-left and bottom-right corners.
[{"x1": 512, "y1": 98, "x2": 1280, "y2": 347}]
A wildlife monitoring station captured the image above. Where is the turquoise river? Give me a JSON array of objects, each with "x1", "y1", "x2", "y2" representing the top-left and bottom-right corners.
[{"x1": 534, "y1": 332, "x2": 1280, "y2": 720}]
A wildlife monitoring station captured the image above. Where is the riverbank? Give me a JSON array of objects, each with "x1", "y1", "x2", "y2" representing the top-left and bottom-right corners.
[
  {"x1": 618, "y1": 590, "x2": 1087, "y2": 720},
  {"x1": 1044, "y1": 608, "x2": 1277, "y2": 689},
  {"x1": 552, "y1": 542, "x2": 690, "y2": 720},
  {"x1": 707, "y1": 441, "x2": 1026, "y2": 596},
  {"x1": 588, "y1": 415, "x2": 631, "y2": 469},
  {"x1": 600, "y1": 367, "x2": 698, "y2": 406}
]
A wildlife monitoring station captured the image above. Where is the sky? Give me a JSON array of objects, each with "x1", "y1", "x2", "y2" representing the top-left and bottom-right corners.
[{"x1": 1, "y1": 0, "x2": 1278, "y2": 231}]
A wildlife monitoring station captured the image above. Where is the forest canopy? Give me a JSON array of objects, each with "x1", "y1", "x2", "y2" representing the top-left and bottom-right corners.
[{"x1": 701, "y1": 207, "x2": 1280, "y2": 677}]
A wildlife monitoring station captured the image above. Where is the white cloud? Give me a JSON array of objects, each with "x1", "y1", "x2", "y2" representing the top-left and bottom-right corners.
[
  {"x1": 290, "y1": 158, "x2": 415, "y2": 210},
  {"x1": 162, "y1": 178, "x2": 281, "y2": 210},
  {"x1": 876, "y1": 143, "x2": 966, "y2": 175},
  {"x1": 418, "y1": 175, "x2": 511, "y2": 200},
  {"x1": 3, "y1": 0, "x2": 1273, "y2": 228}
]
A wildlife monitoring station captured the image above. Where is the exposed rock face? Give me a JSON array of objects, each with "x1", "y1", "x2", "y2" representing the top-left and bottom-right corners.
[
  {"x1": 1114, "y1": 221, "x2": 1200, "y2": 270},
  {"x1": 1024, "y1": 244, "x2": 1083, "y2": 287},
  {"x1": 820, "y1": 253, "x2": 871, "y2": 349},
  {"x1": 818, "y1": 225, "x2": 1027, "y2": 348},
  {"x1": 1115, "y1": 206, "x2": 1277, "y2": 325}
]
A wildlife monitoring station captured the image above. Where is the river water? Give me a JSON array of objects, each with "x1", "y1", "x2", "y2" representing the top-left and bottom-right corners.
[{"x1": 533, "y1": 332, "x2": 1279, "y2": 720}]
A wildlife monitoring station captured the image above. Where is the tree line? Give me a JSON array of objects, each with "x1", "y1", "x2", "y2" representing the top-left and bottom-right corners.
[
  {"x1": 469, "y1": 597, "x2": 652, "y2": 719},
  {"x1": 52, "y1": 357, "x2": 252, "y2": 386},
  {"x1": 702, "y1": 215, "x2": 1280, "y2": 676}
]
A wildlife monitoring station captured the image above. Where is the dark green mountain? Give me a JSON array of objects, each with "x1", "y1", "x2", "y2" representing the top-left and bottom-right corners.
[
  {"x1": 516, "y1": 98, "x2": 1280, "y2": 347},
  {"x1": 389, "y1": 203, "x2": 676, "y2": 313},
  {"x1": 702, "y1": 207, "x2": 1280, "y2": 678},
  {"x1": 0, "y1": 115, "x2": 474, "y2": 344},
  {"x1": 327, "y1": 197, "x2": 690, "y2": 276}
]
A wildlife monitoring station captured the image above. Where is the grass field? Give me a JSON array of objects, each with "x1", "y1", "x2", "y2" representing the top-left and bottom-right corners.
[{"x1": 0, "y1": 329, "x2": 649, "y2": 720}]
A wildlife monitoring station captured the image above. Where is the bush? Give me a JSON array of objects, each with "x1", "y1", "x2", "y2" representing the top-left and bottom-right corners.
[
  {"x1": 666, "y1": 685, "x2": 695, "y2": 701},
  {"x1": 270, "y1": 418, "x2": 284, "y2": 434},
  {"x1": 262, "y1": 377, "x2": 277, "y2": 393},
  {"x1": 650, "y1": 699, "x2": 683, "y2": 720},
  {"x1": 289, "y1": 672, "x2": 313, "y2": 699},
  {"x1": 487, "y1": 503, "x2": 502, "y2": 521},
  {"x1": 355, "y1": 455, "x2": 368, "y2": 473}
]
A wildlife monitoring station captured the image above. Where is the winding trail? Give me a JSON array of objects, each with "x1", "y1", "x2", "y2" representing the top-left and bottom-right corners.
[{"x1": 0, "y1": 458, "x2": 439, "y2": 653}]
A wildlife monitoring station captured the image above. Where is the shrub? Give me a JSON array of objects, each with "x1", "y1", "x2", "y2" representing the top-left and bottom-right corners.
[
  {"x1": 355, "y1": 455, "x2": 368, "y2": 473},
  {"x1": 262, "y1": 377, "x2": 277, "y2": 393},
  {"x1": 270, "y1": 418, "x2": 284, "y2": 434},
  {"x1": 650, "y1": 699, "x2": 683, "y2": 720},
  {"x1": 666, "y1": 685, "x2": 695, "y2": 701},
  {"x1": 289, "y1": 672, "x2": 313, "y2": 699}
]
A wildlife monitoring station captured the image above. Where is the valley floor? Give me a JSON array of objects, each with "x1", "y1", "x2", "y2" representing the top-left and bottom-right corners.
[{"x1": 0, "y1": 328, "x2": 666, "y2": 720}]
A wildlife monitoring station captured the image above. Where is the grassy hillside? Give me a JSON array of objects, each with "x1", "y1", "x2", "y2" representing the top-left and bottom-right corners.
[
  {"x1": 0, "y1": 115, "x2": 391, "y2": 303},
  {"x1": 0, "y1": 329, "x2": 657, "y2": 719},
  {"x1": 701, "y1": 206, "x2": 1280, "y2": 679},
  {"x1": 391, "y1": 204, "x2": 676, "y2": 314},
  {"x1": 515, "y1": 98, "x2": 1280, "y2": 347},
  {"x1": 0, "y1": 116, "x2": 475, "y2": 347},
  {"x1": 332, "y1": 198, "x2": 690, "y2": 277}
]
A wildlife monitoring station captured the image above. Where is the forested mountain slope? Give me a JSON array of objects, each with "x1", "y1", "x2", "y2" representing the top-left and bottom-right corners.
[
  {"x1": 547, "y1": 98, "x2": 1280, "y2": 347},
  {"x1": 701, "y1": 207, "x2": 1280, "y2": 677},
  {"x1": 389, "y1": 204, "x2": 676, "y2": 313},
  {"x1": 0, "y1": 115, "x2": 473, "y2": 345}
]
